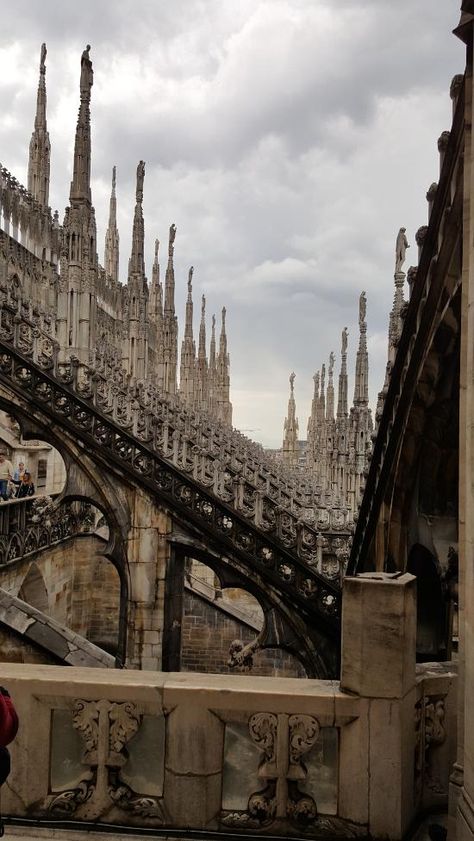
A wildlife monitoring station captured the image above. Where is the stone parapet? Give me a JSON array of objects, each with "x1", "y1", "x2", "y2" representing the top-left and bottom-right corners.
[{"x1": 0, "y1": 654, "x2": 456, "y2": 841}]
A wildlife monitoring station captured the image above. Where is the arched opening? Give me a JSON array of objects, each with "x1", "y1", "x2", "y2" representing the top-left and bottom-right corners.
[
  {"x1": 18, "y1": 562, "x2": 49, "y2": 613},
  {"x1": 179, "y1": 557, "x2": 304, "y2": 677},
  {"x1": 0, "y1": 409, "x2": 66, "y2": 497}
]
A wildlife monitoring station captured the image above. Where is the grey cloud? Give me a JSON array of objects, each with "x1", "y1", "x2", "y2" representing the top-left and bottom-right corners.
[{"x1": 0, "y1": 0, "x2": 463, "y2": 445}]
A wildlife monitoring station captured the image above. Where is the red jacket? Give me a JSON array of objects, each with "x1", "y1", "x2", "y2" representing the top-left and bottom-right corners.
[{"x1": 0, "y1": 690, "x2": 18, "y2": 746}]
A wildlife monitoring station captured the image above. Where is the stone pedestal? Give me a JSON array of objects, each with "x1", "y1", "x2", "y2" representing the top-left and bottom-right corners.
[{"x1": 341, "y1": 572, "x2": 417, "y2": 841}]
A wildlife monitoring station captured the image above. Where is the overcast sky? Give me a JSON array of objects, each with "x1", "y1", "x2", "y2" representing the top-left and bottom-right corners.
[{"x1": 0, "y1": 1, "x2": 463, "y2": 447}]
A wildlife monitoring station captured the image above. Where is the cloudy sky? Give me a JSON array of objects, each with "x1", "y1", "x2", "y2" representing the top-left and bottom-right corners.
[{"x1": 0, "y1": 1, "x2": 463, "y2": 447}]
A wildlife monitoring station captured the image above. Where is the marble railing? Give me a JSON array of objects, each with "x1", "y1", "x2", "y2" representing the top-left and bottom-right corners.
[
  {"x1": 0, "y1": 659, "x2": 456, "y2": 839},
  {"x1": 0, "y1": 495, "x2": 98, "y2": 568},
  {"x1": 0, "y1": 165, "x2": 60, "y2": 262}
]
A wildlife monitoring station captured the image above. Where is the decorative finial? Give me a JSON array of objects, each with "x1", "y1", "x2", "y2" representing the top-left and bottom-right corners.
[
  {"x1": 40, "y1": 43, "x2": 47, "y2": 74},
  {"x1": 395, "y1": 227, "x2": 409, "y2": 274},
  {"x1": 112, "y1": 165, "x2": 116, "y2": 193},
  {"x1": 342, "y1": 327, "x2": 348, "y2": 355}
]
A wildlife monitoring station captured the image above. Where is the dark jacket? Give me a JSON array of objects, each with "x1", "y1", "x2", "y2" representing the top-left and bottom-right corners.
[{"x1": 15, "y1": 483, "x2": 34, "y2": 498}]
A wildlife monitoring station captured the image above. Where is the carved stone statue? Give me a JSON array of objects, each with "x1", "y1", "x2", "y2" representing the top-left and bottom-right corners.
[
  {"x1": 136, "y1": 160, "x2": 145, "y2": 203},
  {"x1": 80, "y1": 45, "x2": 93, "y2": 93},
  {"x1": 168, "y1": 223, "x2": 177, "y2": 255},
  {"x1": 329, "y1": 351, "x2": 335, "y2": 377},
  {"x1": 342, "y1": 327, "x2": 348, "y2": 355},
  {"x1": 395, "y1": 227, "x2": 410, "y2": 273},
  {"x1": 40, "y1": 43, "x2": 47, "y2": 73},
  {"x1": 359, "y1": 291, "x2": 367, "y2": 326},
  {"x1": 290, "y1": 372, "x2": 296, "y2": 392}
]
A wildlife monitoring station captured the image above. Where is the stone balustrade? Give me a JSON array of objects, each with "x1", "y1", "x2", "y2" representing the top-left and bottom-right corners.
[
  {"x1": 0, "y1": 165, "x2": 59, "y2": 263},
  {"x1": 0, "y1": 495, "x2": 100, "y2": 569},
  {"x1": 0, "y1": 659, "x2": 455, "y2": 839},
  {"x1": 0, "y1": 573, "x2": 457, "y2": 840}
]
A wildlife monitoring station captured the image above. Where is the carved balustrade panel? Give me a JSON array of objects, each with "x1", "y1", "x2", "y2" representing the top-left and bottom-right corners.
[
  {"x1": 221, "y1": 712, "x2": 341, "y2": 832},
  {"x1": 414, "y1": 683, "x2": 451, "y2": 810},
  {"x1": 44, "y1": 699, "x2": 164, "y2": 822}
]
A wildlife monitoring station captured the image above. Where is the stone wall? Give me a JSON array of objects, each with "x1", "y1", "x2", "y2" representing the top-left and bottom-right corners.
[
  {"x1": 0, "y1": 625, "x2": 58, "y2": 665},
  {"x1": 0, "y1": 536, "x2": 120, "y2": 654},
  {"x1": 181, "y1": 588, "x2": 305, "y2": 677}
]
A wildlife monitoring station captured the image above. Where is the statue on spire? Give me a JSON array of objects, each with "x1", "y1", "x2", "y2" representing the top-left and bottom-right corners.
[
  {"x1": 40, "y1": 43, "x2": 47, "y2": 73},
  {"x1": 395, "y1": 227, "x2": 410, "y2": 274},
  {"x1": 168, "y1": 223, "x2": 177, "y2": 255},
  {"x1": 188, "y1": 266, "x2": 194, "y2": 289},
  {"x1": 136, "y1": 160, "x2": 145, "y2": 203},
  {"x1": 359, "y1": 291, "x2": 367, "y2": 327},
  {"x1": 290, "y1": 371, "x2": 296, "y2": 392},
  {"x1": 201, "y1": 294, "x2": 206, "y2": 317},
  {"x1": 80, "y1": 45, "x2": 93, "y2": 95},
  {"x1": 329, "y1": 351, "x2": 335, "y2": 377},
  {"x1": 342, "y1": 327, "x2": 348, "y2": 355}
]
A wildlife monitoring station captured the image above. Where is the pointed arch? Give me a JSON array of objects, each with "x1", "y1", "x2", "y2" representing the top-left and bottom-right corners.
[{"x1": 18, "y1": 562, "x2": 49, "y2": 613}]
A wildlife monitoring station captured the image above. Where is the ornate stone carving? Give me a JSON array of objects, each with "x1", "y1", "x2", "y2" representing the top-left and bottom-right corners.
[
  {"x1": 223, "y1": 712, "x2": 321, "y2": 830},
  {"x1": 395, "y1": 227, "x2": 410, "y2": 274},
  {"x1": 43, "y1": 700, "x2": 163, "y2": 823},
  {"x1": 46, "y1": 774, "x2": 96, "y2": 815},
  {"x1": 74, "y1": 699, "x2": 100, "y2": 757},
  {"x1": 108, "y1": 701, "x2": 140, "y2": 755},
  {"x1": 414, "y1": 695, "x2": 448, "y2": 800}
]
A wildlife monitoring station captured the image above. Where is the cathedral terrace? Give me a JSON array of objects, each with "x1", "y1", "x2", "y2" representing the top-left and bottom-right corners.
[{"x1": 0, "y1": 4, "x2": 472, "y2": 841}]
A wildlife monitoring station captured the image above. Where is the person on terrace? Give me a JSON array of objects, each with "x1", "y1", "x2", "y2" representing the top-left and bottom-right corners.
[
  {"x1": 15, "y1": 471, "x2": 35, "y2": 499},
  {"x1": 13, "y1": 462, "x2": 26, "y2": 483},
  {"x1": 0, "y1": 453, "x2": 14, "y2": 501}
]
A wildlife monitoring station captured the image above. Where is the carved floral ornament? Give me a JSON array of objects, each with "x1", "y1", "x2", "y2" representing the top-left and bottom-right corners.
[
  {"x1": 42, "y1": 699, "x2": 163, "y2": 822},
  {"x1": 221, "y1": 712, "x2": 363, "y2": 836},
  {"x1": 414, "y1": 694, "x2": 448, "y2": 800},
  {"x1": 222, "y1": 712, "x2": 321, "y2": 830}
]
